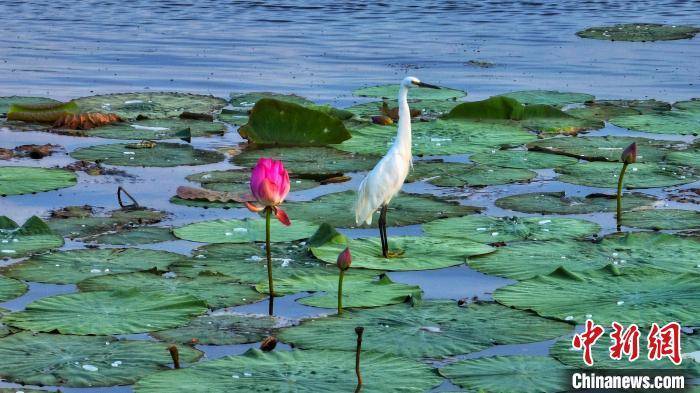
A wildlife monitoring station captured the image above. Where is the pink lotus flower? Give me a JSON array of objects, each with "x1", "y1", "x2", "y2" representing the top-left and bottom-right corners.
[
  {"x1": 336, "y1": 247, "x2": 352, "y2": 271},
  {"x1": 621, "y1": 142, "x2": 637, "y2": 164},
  {"x1": 246, "y1": 158, "x2": 291, "y2": 226}
]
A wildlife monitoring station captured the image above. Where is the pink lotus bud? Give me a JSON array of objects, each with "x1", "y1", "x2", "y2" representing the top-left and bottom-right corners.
[
  {"x1": 337, "y1": 247, "x2": 352, "y2": 271},
  {"x1": 621, "y1": 142, "x2": 637, "y2": 164},
  {"x1": 250, "y1": 158, "x2": 290, "y2": 206}
]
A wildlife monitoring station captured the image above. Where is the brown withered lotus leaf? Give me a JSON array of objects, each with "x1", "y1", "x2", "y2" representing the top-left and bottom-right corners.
[
  {"x1": 176, "y1": 186, "x2": 250, "y2": 204},
  {"x1": 54, "y1": 112, "x2": 122, "y2": 130},
  {"x1": 381, "y1": 102, "x2": 421, "y2": 120}
]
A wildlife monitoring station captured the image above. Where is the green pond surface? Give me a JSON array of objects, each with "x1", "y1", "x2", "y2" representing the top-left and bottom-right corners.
[{"x1": 1, "y1": 1, "x2": 700, "y2": 392}]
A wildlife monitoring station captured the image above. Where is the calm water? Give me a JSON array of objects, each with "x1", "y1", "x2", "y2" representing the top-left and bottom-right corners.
[{"x1": 1, "y1": 1, "x2": 699, "y2": 392}]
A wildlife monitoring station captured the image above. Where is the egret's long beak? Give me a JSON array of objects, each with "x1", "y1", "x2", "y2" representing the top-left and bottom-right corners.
[{"x1": 414, "y1": 81, "x2": 440, "y2": 89}]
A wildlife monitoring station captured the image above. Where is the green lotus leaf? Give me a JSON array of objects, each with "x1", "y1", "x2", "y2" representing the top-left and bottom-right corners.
[
  {"x1": 284, "y1": 191, "x2": 481, "y2": 228},
  {"x1": 134, "y1": 348, "x2": 442, "y2": 393},
  {"x1": 577, "y1": 23, "x2": 700, "y2": 42},
  {"x1": 70, "y1": 142, "x2": 224, "y2": 167},
  {"x1": 468, "y1": 239, "x2": 607, "y2": 280},
  {"x1": 353, "y1": 83, "x2": 466, "y2": 100},
  {"x1": 497, "y1": 90, "x2": 595, "y2": 107},
  {"x1": 621, "y1": 208, "x2": 700, "y2": 230},
  {"x1": 407, "y1": 161, "x2": 536, "y2": 187},
  {"x1": 78, "y1": 271, "x2": 264, "y2": 309},
  {"x1": 0, "y1": 166, "x2": 76, "y2": 196},
  {"x1": 92, "y1": 226, "x2": 176, "y2": 245},
  {"x1": 169, "y1": 196, "x2": 241, "y2": 209},
  {"x1": 152, "y1": 313, "x2": 281, "y2": 345},
  {"x1": 85, "y1": 118, "x2": 225, "y2": 140},
  {"x1": 257, "y1": 271, "x2": 421, "y2": 308},
  {"x1": 0, "y1": 332, "x2": 202, "y2": 388},
  {"x1": 217, "y1": 109, "x2": 248, "y2": 126},
  {"x1": 439, "y1": 356, "x2": 571, "y2": 393},
  {"x1": 7, "y1": 100, "x2": 79, "y2": 123},
  {"x1": 422, "y1": 215, "x2": 600, "y2": 243},
  {"x1": 172, "y1": 242, "x2": 327, "y2": 283},
  {"x1": 495, "y1": 191, "x2": 659, "y2": 214},
  {"x1": 232, "y1": 146, "x2": 377, "y2": 178},
  {"x1": 335, "y1": 120, "x2": 537, "y2": 156},
  {"x1": 528, "y1": 136, "x2": 684, "y2": 162},
  {"x1": 469, "y1": 150, "x2": 578, "y2": 169},
  {"x1": 0, "y1": 216, "x2": 63, "y2": 258},
  {"x1": 229, "y1": 92, "x2": 314, "y2": 114},
  {"x1": 0, "y1": 308, "x2": 10, "y2": 337},
  {"x1": 3, "y1": 290, "x2": 207, "y2": 335},
  {"x1": 598, "y1": 231, "x2": 700, "y2": 274},
  {"x1": 279, "y1": 301, "x2": 572, "y2": 359},
  {"x1": 0, "y1": 96, "x2": 59, "y2": 115},
  {"x1": 0, "y1": 275, "x2": 27, "y2": 303},
  {"x1": 667, "y1": 148, "x2": 700, "y2": 170},
  {"x1": 555, "y1": 162, "x2": 697, "y2": 188},
  {"x1": 238, "y1": 98, "x2": 351, "y2": 146},
  {"x1": 494, "y1": 264, "x2": 700, "y2": 326},
  {"x1": 3, "y1": 248, "x2": 185, "y2": 284},
  {"x1": 550, "y1": 333, "x2": 700, "y2": 372},
  {"x1": 73, "y1": 92, "x2": 227, "y2": 120},
  {"x1": 566, "y1": 99, "x2": 671, "y2": 121},
  {"x1": 611, "y1": 99, "x2": 700, "y2": 135},
  {"x1": 346, "y1": 99, "x2": 459, "y2": 119},
  {"x1": 187, "y1": 169, "x2": 319, "y2": 194},
  {"x1": 173, "y1": 218, "x2": 317, "y2": 243},
  {"x1": 47, "y1": 207, "x2": 166, "y2": 239},
  {"x1": 311, "y1": 235, "x2": 494, "y2": 271}
]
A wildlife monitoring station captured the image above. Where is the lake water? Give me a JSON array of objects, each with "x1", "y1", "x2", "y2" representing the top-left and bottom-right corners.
[{"x1": 0, "y1": 1, "x2": 699, "y2": 392}]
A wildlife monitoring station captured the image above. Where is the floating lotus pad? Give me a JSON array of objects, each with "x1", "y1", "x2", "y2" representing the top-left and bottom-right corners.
[
  {"x1": 495, "y1": 191, "x2": 659, "y2": 214},
  {"x1": 47, "y1": 207, "x2": 166, "y2": 239},
  {"x1": 555, "y1": 162, "x2": 697, "y2": 188},
  {"x1": 153, "y1": 313, "x2": 281, "y2": 345},
  {"x1": 346, "y1": 99, "x2": 459, "y2": 119},
  {"x1": 311, "y1": 236, "x2": 494, "y2": 271},
  {"x1": 576, "y1": 23, "x2": 700, "y2": 42},
  {"x1": 232, "y1": 146, "x2": 377, "y2": 177},
  {"x1": 468, "y1": 239, "x2": 607, "y2": 280},
  {"x1": 422, "y1": 216, "x2": 600, "y2": 243},
  {"x1": 667, "y1": 149, "x2": 700, "y2": 169},
  {"x1": 494, "y1": 264, "x2": 700, "y2": 326},
  {"x1": 598, "y1": 231, "x2": 700, "y2": 274},
  {"x1": 238, "y1": 98, "x2": 351, "y2": 146},
  {"x1": 621, "y1": 209, "x2": 700, "y2": 230},
  {"x1": 229, "y1": 92, "x2": 314, "y2": 114},
  {"x1": 85, "y1": 119, "x2": 225, "y2": 140},
  {"x1": 566, "y1": 99, "x2": 671, "y2": 121},
  {"x1": 172, "y1": 242, "x2": 327, "y2": 283},
  {"x1": 353, "y1": 84, "x2": 466, "y2": 100},
  {"x1": 528, "y1": 136, "x2": 684, "y2": 162},
  {"x1": 187, "y1": 169, "x2": 319, "y2": 194},
  {"x1": 611, "y1": 99, "x2": 700, "y2": 135},
  {"x1": 135, "y1": 348, "x2": 442, "y2": 393},
  {"x1": 0, "y1": 166, "x2": 76, "y2": 196},
  {"x1": 497, "y1": 90, "x2": 595, "y2": 107},
  {"x1": 70, "y1": 142, "x2": 224, "y2": 167},
  {"x1": 335, "y1": 120, "x2": 537, "y2": 156},
  {"x1": 284, "y1": 191, "x2": 481, "y2": 228},
  {"x1": 0, "y1": 308, "x2": 9, "y2": 337},
  {"x1": 469, "y1": 150, "x2": 578, "y2": 169},
  {"x1": 92, "y1": 226, "x2": 176, "y2": 245},
  {"x1": 0, "y1": 275, "x2": 26, "y2": 303},
  {"x1": 439, "y1": 356, "x2": 571, "y2": 393},
  {"x1": 279, "y1": 301, "x2": 572, "y2": 359},
  {"x1": 0, "y1": 216, "x2": 63, "y2": 258},
  {"x1": 0, "y1": 96, "x2": 59, "y2": 115},
  {"x1": 173, "y1": 218, "x2": 317, "y2": 243},
  {"x1": 0, "y1": 332, "x2": 202, "y2": 388},
  {"x1": 78, "y1": 272, "x2": 264, "y2": 309},
  {"x1": 257, "y1": 271, "x2": 421, "y2": 308},
  {"x1": 3, "y1": 290, "x2": 207, "y2": 335},
  {"x1": 4, "y1": 248, "x2": 184, "y2": 284},
  {"x1": 407, "y1": 161, "x2": 536, "y2": 187},
  {"x1": 73, "y1": 92, "x2": 227, "y2": 120},
  {"x1": 169, "y1": 196, "x2": 240, "y2": 209}
]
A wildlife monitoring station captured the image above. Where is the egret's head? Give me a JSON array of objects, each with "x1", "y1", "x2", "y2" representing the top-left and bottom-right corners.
[{"x1": 402, "y1": 76, "x2": 440, "y2": 89}]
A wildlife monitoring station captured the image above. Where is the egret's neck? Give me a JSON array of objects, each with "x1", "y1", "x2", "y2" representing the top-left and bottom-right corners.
[{"x1": 394, "y1": 85, "x2": 412, "y2": 158}]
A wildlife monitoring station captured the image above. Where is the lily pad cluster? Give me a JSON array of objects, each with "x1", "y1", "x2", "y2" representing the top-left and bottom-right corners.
[
  {"x1": 71, "y1": 142, "x2": 224, "y2": 167},
  {"x1": 47, "y1": 206, "x2": 167, "y2": 239},
  {"x1": 611, "y1": 98, "x2": 700, "y2": 135},
  {"x1": 0, "y1": 216, "x2": 63, "y2": 258},
  {"x1": 576, "y1": 23, "x2": 700, "y2": 42}
]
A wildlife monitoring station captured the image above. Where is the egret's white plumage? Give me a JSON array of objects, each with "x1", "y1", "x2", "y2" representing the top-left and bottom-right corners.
[{"x1": 355, "y1": 76, "x2": 420, "y2": 225}]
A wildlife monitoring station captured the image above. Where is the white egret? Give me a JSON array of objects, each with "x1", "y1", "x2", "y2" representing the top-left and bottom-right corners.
[{"x1": 354, "y1": 76, "x2": 440, "y2": 258}]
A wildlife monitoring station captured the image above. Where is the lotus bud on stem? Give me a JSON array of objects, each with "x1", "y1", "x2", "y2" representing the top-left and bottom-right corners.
[
  {"x1": 616, "y1": 142, "x2": 637, "y2": 231},
  {"x1": 168, "y1": 345, "x2": 180, "y2": 369},
  {"x1": 355, "y1": 326, "x2": 364, "y2": 388},
  {"x1": 336, "y1": 247, "x2": 352, "y2": 315}
]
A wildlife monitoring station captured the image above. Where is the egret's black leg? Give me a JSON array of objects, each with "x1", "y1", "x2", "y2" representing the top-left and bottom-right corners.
[{"x1": 379, "y1": 205, "x2": 389, "y2": 258}]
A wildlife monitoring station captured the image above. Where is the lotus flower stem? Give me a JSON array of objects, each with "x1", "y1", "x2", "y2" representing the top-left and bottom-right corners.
[
  {"x1": 265, "y1": 206, "x2": 274, "y2": 314},
  {"x1": 338, "y1": 269, "x2": 345, "y2": 315},
  {"x1": 355, "y1": 326, "x2": 364, "y2": 387},
  {"x1": 168, "y1": 345, "x2": 180, "y2": 369},
  {"x1": 336, "y1": 247, "x2": 351, "y2": 315},
  {"x1": 616, "y1": 162, "x2": 629, "y2": 231}
]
